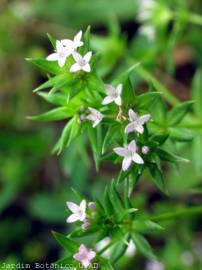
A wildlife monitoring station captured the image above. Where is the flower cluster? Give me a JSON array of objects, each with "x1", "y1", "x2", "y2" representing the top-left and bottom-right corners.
[{"x1": 46, "y1": 31, "x2": 92, "y2": 72}]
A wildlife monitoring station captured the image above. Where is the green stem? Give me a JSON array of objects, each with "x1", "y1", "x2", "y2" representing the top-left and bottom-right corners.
[{"x1": 151, "y1": 205, "x2": 202, "y2": 222}]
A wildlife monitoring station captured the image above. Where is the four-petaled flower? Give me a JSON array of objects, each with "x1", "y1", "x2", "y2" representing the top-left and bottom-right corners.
[
  {"x1": 46, "y1": 40, "x2": 70, "y2": 68},
  {"x1": 102, "y1": 84, "x2": 122, "y2": 106},
  {"x1": 61, "y1": 30, "x2": 84, "y2": 53},
  {"x1": 73, "y1": 244, "x2": 96, "y2": 268},
  {"x1": 70, "y1": 51, "x2": 92, "y2": 73},
  {"x1": 125, "y1": 109, "x2": 151, "y2": 134},
  {"x1": 66, "y1": 200, "x2": 86, "y2": 223},
  {"x1": 86, "y1": 107, "x2": 104, "y2": 128},
  {"x1": 114, "y1": 140, "x2": 144, "y2": 171}
]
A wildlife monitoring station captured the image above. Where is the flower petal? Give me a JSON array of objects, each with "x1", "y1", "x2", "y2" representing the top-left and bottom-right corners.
[
  {"x1": 74, "y1": 30, "x2": 82, "y2": 41},
  {"x1": 46, "y1": 53, "x2": 58, "y2": 61},
  {"x1": 113, "y1": 147, "x2": 128, "y2": 157},
  {"x1": 132, "y1": 153, "x2": 144, "y2": 164},
  {"x1": 102, "y1": 96, "x2": 114, "y2": 105},
  {"x1": 124, "y1": 123, "x2": 135, "y2": 134},
  {"x1": 92, "y1": 119, "x2": 100, "y2": 128},
  {"x1": 115, "y1": 96, "x2": 122, "y2": 106},
  {"x1": 87, "y1": 250, "x2": 96, "y2": 260},
  {"x1": 70, "y1": 63, "x2": 81, "y2": 73},
  {"x1": 116, "y1": 84, "x2": 123, "y2": 95},
  {"x1": 135, "y1": 124, "x2": 144, "y2": 134},
  {"x1": 139, "y1": 114, "x2": 151, "y2": 125},
  {"x1": 129, "y1": 109, "x2": 137, "y2": 122},
  {"x1": 83, "y1": 51, "x2": 92, "y2": 63},
  {"x1": 82, "y1": 63, "x2": 91, "y2": 72},
  {"x1": 56, "y1": 40, "x2": 63, "y2": 52},
  {"x1": 72, "y1": 51, "x2": 82, "y2": 62},
  {"x1": 128, "y1": 140, "x2": 137, "y2": 153},
  {"x1": 80, "y1": 200, "x2": 86, "y2": 212},
  {"x1": 66, "y1": 201, "x2": 80, "y2": 213},
  {"x1": 61, "y1": 39, "x2": 73, "y2": 47},
  {"x1": 105, "y1": 84, "x2": 114, "y2": 95},
  {"x1": 66, "y1": 213, "x2": 80, "y2": 223},
  {"x1": 122, "y1": 157, "x2": 132, "y2": 171},
  {"x1": 58, "y1": 56, "x2": 66, "y2": 67},
  {"x1": 82, "y1": 259, "x2": 90, "y2": 268}
]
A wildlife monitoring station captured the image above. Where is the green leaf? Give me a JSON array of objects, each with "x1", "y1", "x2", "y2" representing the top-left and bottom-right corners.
[
  {"x1": 52, "y1": 231, "x2": 78, "y2": 253},
  {"x1": 27, "y1": 58, "x2": 62, "y2": 74},
  {"x1": 137, "y1": 92, "x2": 161, "y2": 110},
  {"x1": 156, "y1": 149, "x2": 189, "y2": 163},
  {"x1": 104, "y1": 186, "x2": 114, "y2": 216},
  {"x1": 80, "y1": 26, "x2": 91, "y2": 54},
  {"x1": 192, "y1": 69, "x2": 202, "y2": 117},
  {"x1": 47, "y1": 32, "x2": 56, "y2": 48},
  {"x1": 148, "y1": 163, "x2": 166, "y2": 193},
  {"x1": 109, "y1": 181, "x2": 125, "y2": 216},
  {"x1": 133, "y1": 219, "x2": 163, "y2": 234},
  {"x1": 169, "y1": 127, "x2": 194, "y2": 142},
  {"x1": 33, "y1": 74, "x2": 70, "y2": 93},
  {"x1": 88, "y1": 125, "x2": 102, "y2": 170},
  {"x1": 53, "y1": 116, "x2": 80, "y2": 154},
  {"x1": 28, "y1": 107, "x2": 69, "y2": 122},
  {"x1": 132, "y1": 232, "x2": 157, "y2": 260},
  {"x1": 167, "y1": 101, "x2": 193, "y2": 126},
  {"x1": 109, "y1": 240, "x2": 128, "y2": 263},
  {"x1": 37, "y1": 92, "x2": 68, "y2": 106}
]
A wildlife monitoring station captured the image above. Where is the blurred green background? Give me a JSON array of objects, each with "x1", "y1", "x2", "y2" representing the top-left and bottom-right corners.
[{"x1": 0, "y1": 0, "x2": 202, "y2": 269}]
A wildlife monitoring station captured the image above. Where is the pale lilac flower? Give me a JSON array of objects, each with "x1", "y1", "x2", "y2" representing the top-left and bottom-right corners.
[
  {"x1": 88, "y1": 202, "x2": 96, "y2": 211},
  {"x1": 66, "y1": 200, "x2": 86, "y2": 223},
  {"x1": 142, "y1": 145, "x2": 150, "y2": 155},
  {"x1": 46, "y1": 40, "x2": 70, "y2": 68},
  {"x1": 146, "y1": 261, "x2": 164, "y2": 270},
  {"x1": 86, "y1": 107, "x2": 104, "y2": 128},
  {"x1": 73, "y1": 244, "x2": 96, "y2": 268},
  {"x1": 125, "y1": 109, "x2": 151, "y2": 134},
  {"x1": 114, "y1": 140, "x2": 144, "y2": 171},
  {"x1": 102, "y1": 84, "x2": 123, "y2": 106},
  {"x1": 61, "y1": 30, "x2": 83, "y2": 53},
  {"x1": 139, "y1": 25, "x2": 155, "y2": 41},
  {"x1": 70, "y1": 51, "x2": 92, "y2": 73},
  {"x1": 181, "y1": 251, "x2": 194, "y2": 266}
]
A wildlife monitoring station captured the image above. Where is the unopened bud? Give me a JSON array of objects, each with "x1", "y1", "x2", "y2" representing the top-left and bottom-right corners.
[
  {"x1": 142, "y1": 146, "x2": 150, "y2": 155},
  {"x1": 81, "y1": 220, "x2": 90, "y2": 231},
  {"x1": 88, "y1": 202, "x2": 96, "y2": 211}
]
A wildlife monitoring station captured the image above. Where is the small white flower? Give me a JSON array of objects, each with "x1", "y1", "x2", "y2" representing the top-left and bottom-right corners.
[
  {"x1": 139, "y1": 25, "x2": 155, "y2": 41},
  {"x1": 73, "y1": 244, "x2": 96, "y2": 269},
  {"x1": 70, "y1": 51, "x2": 92, "y2": 73},
  {"x1": 114, "y1": 140, "x2": 144, "y2": 171},
  {"x1": 102, "y1": 84, "x2": 123, "y2": 106},
  {"x1": 125, "y1": 109, "x2": 151, "y2": 134},
  {"x1": 61, "y1": 30, "x2": 84, "y2": 53},
  {"x1": 142, "y1": 145, "x2": 150, "y2": 155},
  {"x1": 137, "y1": 0, "x2": 154, "y2": 21},
  {"x1": 66, "y1": 200, "x2": 86, "y2": 223},
  {"x1": 46, "y1": 40, "x2": 70, "y2": 68},
  {"x1": 86, "y1": 107, "x2": 104, "y2": 128}
]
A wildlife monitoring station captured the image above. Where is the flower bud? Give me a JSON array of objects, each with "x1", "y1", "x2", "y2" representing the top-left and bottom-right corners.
[
  {"x1": 81, "y1": 220, "x2": 90, "y2": 231},
  {"x1": 142, "y1": 146, "x2": 150, "y2": 155},
  {"x1": 88, "y1": 202, "x2": 96, "y2": 211}
]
